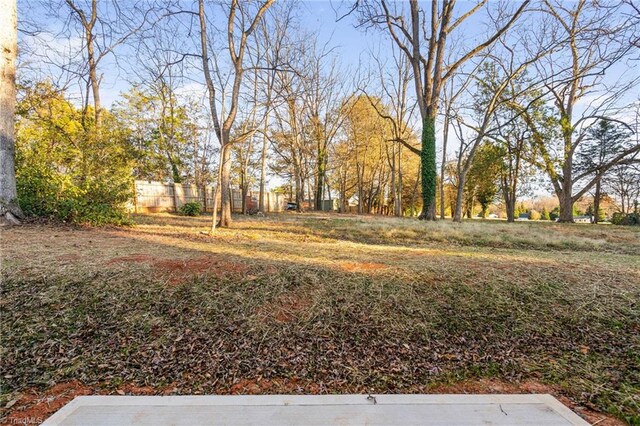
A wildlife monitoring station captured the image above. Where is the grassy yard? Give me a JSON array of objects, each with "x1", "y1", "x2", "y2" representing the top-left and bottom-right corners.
[{"x1": 1, "y1": 213, "x2": 639, "y2": 424}]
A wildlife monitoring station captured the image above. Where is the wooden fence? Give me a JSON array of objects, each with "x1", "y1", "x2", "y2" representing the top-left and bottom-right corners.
[{"x1": 132, "y1": 180, "x2": 287, "y2": 213}]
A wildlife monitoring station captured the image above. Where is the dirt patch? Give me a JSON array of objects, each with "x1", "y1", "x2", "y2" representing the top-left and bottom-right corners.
[
  {"x1": 0, "y1": 382, "x2": 176, "y2": 425},
  {"x1": 341, "y1": 262, "x2": 387, "y2": 272},
  {"x1": 153, "y1": 256, "x2": 249, "y2": 284},
  {"x1": 0, "y1": 378, "x2": 321, "y2": 423},
  {"x1": 104, "y1": 254, "x2": 249, "y2": 284},
  {"x1": 1, "y1": 380, "x2": 92, "y2": 426},
  {"x1": 114, "y1": 384, "x2": 157, "y2": 396}
]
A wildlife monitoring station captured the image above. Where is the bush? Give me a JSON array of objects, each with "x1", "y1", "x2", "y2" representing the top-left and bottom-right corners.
[
  {"x1": 529, "y1": 210, "x2": 541, "y2": 220},
  {"x1": 541, "y1": 207, "x2": 550, "y2": 221},
  {"x1": 15, "y1": 82, "x2": 134, "y2": 226},
  {"x1": 17, "y1": 167, "x2": 132, "y2": 226},
  {"x1": 179, "y1": 202, "x2": 202, "y2": 216},
  {"x1": 611, "y1": 211, "x2": 640, "y2": 226}
]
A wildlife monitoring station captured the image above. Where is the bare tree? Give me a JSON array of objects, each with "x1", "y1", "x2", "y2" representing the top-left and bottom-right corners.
[
  {"x1": 271, "y1": 67, "x2": 310, "y2": 212},
  {"x1": 366, "y1": 42, "x2": 417, "y2": 216},
  {"x1": 492, "y1": 102, "x2": 537, "y2": 223},
  {"x1": 358, "y1": 0, "x2": 529, "y2": 219},
  {"x1": 48, "y1": 0, "x2": 155, "y2": 128},
  {"x1": 517, "y1": 0, "x2": 640, "y2": 222},
  {"x1": 0, "y1": 0, "x2": 23, "y2": 225},
  {"x1": 133, "y1": 27, "x2": 192, "y2": 184},
  {"x1": 300, "y1": 44, "x2": 354, "y2": 211},
  {"x1": 198, "y1": 0, "x2": 274, "y2": 231},
  {"x1": 607, "y1": 163, "x2": 640, "y2": 214},
  {"x1": 450, "y1": 36, "x2": 553, "y2": 222},
  {"x1": 254, "y1": 12, "x2": 289, "y2": 214}
]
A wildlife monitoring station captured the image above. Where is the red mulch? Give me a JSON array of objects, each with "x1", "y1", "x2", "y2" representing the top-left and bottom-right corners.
[{"x1": 1, "y1": 381, "x2": 92, "y2": 426}]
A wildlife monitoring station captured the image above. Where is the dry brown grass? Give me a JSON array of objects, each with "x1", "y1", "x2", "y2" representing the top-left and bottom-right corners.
[{"x1": 1, "y1": 213, "x2": 639, "y2": 423}]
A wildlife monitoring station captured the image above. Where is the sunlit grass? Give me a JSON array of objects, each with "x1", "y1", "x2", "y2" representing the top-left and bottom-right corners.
[{"x1": 1, "y1": 213, "x2": 639, "y2": 422}]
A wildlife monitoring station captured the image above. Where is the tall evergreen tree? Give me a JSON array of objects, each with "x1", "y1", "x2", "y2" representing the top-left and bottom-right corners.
[{"x1": 576, "y1": 119, "x2": 630, "y2": 223}]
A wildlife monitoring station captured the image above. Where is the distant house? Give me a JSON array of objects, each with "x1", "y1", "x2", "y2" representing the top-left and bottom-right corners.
[
  {"x1": 574, "y1": 215, "x2": 592, "y2": 224},
  {"x1": 515, "y1": 213, "x2": 529, "y2": 221}
]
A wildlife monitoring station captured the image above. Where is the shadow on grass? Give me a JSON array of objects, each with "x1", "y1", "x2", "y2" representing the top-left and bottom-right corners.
[{"x1": 1, "y1": 219, "x2": 639, "y2": 422}]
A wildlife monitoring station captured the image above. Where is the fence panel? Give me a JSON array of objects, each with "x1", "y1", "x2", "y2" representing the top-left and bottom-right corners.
[{"x1": 132, "y1": 181, "x2": 285, "y2": 213}]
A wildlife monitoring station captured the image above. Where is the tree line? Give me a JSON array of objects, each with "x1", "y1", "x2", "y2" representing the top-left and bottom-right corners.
[{"x1": 1, "y1": 0, "x2": 639, "y2": 227}]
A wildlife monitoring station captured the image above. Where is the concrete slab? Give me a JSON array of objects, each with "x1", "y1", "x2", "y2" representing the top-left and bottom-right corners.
[{"x1": 42, "y1": 394, "x2": 589, "y2": 426}]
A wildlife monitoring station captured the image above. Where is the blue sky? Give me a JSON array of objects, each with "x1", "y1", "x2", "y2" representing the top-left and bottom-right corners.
[{"x1": 16, "y1": 0, "x2": 640, "y2": 197}]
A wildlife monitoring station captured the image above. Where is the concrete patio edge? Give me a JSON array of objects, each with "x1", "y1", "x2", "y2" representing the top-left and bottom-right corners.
[{"x1": 42, "y1": 394, "x2": 591, "y2": 426}]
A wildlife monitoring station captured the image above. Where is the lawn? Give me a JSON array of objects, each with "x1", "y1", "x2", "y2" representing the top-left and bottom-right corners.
[{"x1": 1, "y1": 213, "x2": 639, "y2": 424}]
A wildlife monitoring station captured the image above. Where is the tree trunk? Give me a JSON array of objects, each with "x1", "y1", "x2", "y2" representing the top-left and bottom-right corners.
[
  {"x1": 453, "y1": 172, "x2": 466, "y2": 223},
  {"x1": 258, "y1": 124, "x2": 267, "y2": 214},
  {"x1": 557, "y1": 133, "x2": 575, "y2": 223},
  {"x1": 440, "y1": 113, "x2": 450, "y2": 220},
  {"x1": 86, "y1": 40, "x2": 102, "y2": 127},
  {"x1": 168, "y1": 152, "x2": 181, "y2": 183},
  {"x1": 504, "y1": 189, "x2": 516, "y2": 223},
  {"x1": 306, "y1": 177, "x2": 313, "y2": 212},
  {"x1": 0, "y1": 0, "x2": 22, "y2": 226},
  {"x1": 558, "y1": 191, "x2": 574, "y2": 223},
  {"x1": 419, "y1": 115, "x2": 437, "y2": 220},
  {"x1": 508, "y1": 149, "x2": 521, "y2": 223},
  {"x1": 315, "y1": 145, "x2": 326, "y2": 211},
  {"x1": 295, "y1": 168, "x2": 304, "y2": 213},
  {"x1": 172, "y1": 182, "x2": 180, "y2": 213},
  {"x1": 593, "y1": 179, "x2": 601, "y2": 224},
  {"x1": 396, "y1": 144, "x2": 403, "y2": 217},
  {"x1": 357, "y1": 164, "x2": 363, "y2": 215},
  {"x1": 241, "y1": 172, "x2": 247, "y2": 215},
  {"x1": 210, "y1": 146, "x2": 224, "y2": 233},
  {"x1": 390, "y1": 143, "x2": 396, "y2": 216},
  {"x1": 219, "y1": 142, "x2": 232, "y2": 227}
]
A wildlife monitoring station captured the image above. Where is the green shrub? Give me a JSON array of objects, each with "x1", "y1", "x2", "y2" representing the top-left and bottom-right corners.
[
  {"x1": 529, "y1": 210, "x2": 541, "y2": 220},
  {"x1": 179, "y1": 202, "x2": 202, "y2": 216},
  {"x1": 541, "y1": 207, "x2": 550, "y2": 221},
  {"x1": 611, "y1": 211, "x2": 640, "y2": 226},
  {"x1": 15, "y1": 82, "x2": 134, "y2": 226},
  {"x1": 17, "y1": 168, "x2": 133, "y2": 226}
]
